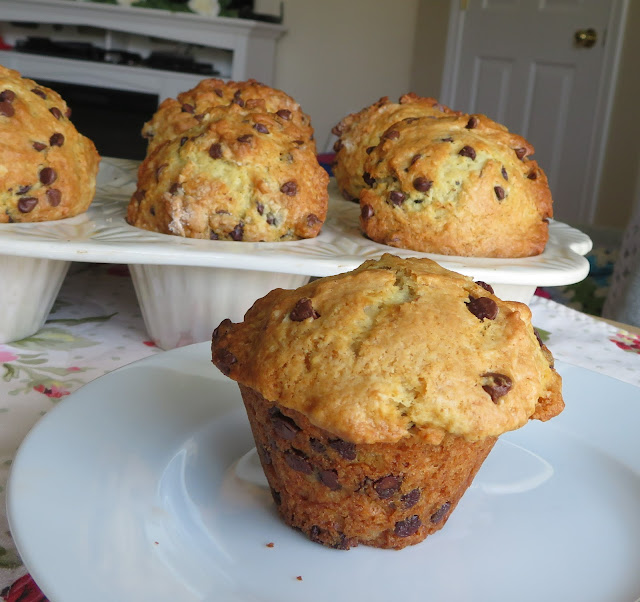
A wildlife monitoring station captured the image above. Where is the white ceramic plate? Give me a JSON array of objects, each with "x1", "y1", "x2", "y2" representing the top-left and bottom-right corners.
[
  {"x1": 0, "y1": 158, "x2": 591, "y2": 285},
  {"x1": 7, "y1": 344, "x2": 640, "y2": 602}
]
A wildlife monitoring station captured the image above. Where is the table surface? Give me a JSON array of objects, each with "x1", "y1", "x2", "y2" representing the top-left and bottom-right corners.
[{"x1": 1, "y1": 262, "x2": 639, "y2": 600}]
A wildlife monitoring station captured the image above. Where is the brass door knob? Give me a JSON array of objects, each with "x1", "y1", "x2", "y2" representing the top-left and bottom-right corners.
[{"x1": 574, "y1": 28, "x2": 597, "y2": 48}]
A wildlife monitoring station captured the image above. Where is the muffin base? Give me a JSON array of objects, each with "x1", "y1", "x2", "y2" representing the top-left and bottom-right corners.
[{"x1": 239, "y1": 384, "x2": 496, "y2": 550}]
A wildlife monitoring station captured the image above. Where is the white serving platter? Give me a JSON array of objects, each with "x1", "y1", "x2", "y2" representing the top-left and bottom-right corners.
[{"x1": 7, "y1": 343, "x2": 640, "y2": 602}]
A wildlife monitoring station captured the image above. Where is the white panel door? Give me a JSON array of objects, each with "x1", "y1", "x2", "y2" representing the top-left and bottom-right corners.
[{"x1": 441, "y1": 0, "x2": 628, "y2": 225}]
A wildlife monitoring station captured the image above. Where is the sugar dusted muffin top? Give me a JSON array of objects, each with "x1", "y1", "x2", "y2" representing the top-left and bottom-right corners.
[
  {"x1": 0, "y1": 65, "x2": 100, "y2": 223},
  {"x1": 212, "y1": 254, "x2": 563, "y2": 443}
]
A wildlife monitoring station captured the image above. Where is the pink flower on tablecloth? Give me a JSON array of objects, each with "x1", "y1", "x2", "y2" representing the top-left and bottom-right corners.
[
  {"x1": 67, "y1": 366, "x2": 82, "y2": 372},
  {"x1": 2, "y1": 573, "x2": 48, "y2": 602},
  {"x1": 609, "y1": 331, "x2": 640, "y2": 354},
  {"x1": 143, "y1": 340, "x2": 157, "y2": 347},
  {"x1": 534, "y1": 287, "x2": 552, "y2": 299},
  {"x1": 0, "y1": 348, "x2": 18, "y2": 363},
  {"x1": 33, "y1": 384, "x2": 70, "y2": 399}
]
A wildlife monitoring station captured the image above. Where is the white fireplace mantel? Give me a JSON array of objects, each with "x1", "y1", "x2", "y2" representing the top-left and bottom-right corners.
[{"x1": 0, "y1": 0, "x2": 287, "y2": 98}]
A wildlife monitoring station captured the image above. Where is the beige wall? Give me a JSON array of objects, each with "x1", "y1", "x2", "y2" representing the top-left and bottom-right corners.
[{"x1": 272, "y1": 0, "x2": 419, "y2": 152}]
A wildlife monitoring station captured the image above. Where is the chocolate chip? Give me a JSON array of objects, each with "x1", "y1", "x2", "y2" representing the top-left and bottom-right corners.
[
  {"x1": 441, "y1": 137, "x2": 454, "y2": 143},
  {"x1": 0, "y1": 90, "x2": 15, "y2": 102},
  {"x1": 232, "y1": 97, "x2": 245, "y2": 107},
  {"x1": 280, "y1": 180, "x2": 297, "y2": 196},
  {"x1": 307, "y1": 214, "x2": 321, "y2": 228},
  {"x1": 209, "y1": 143, "x2": 223, "y2": 159},
  {"x1": 361, "y1": 204, "x2": 374, "y2": 220},
  {"x1": 309, "y1": 525, "x2": 322, "y2": 542},
  {"x1": 237, "y1": 134, "x2": 253, "y2": 143},
  {"x1": 466, "y1": 116, "x2": 479, "y2": 129},
  {"x1": 290, "y1": 297, "x2": 320, "y2": 321},
  {"x1": 49, "y1": 107, "x2": 63, "y2": 120},
  {"x1": 133, "y1": 189, "x2": 145, "y2": 203},
  {"x1": 494, "y1": 186, "x2": 505, "y2": 200},
  {"x1": 310, "y1": 438, "x2": 326, "y2": 453},
  {"x1": 31, "y1": 88, "x2": 47, "y2": 99},
  {"x1": 214, "y1": 87, "x2": 224, "y2": 97},
  {"x1": 363, "y1": 171, "x2": 376, "y2": 186},
  {"x1": 394, "y1": 515, "x2": 421, "y2": 537},
  {"x1": 410, "y1": 153, "x2": 422, "y2": 166},
  {"x1": 254, "y1": 123, "x2": 269, "y2": 134},
  {"x1": 258, "y1": 445, "x2": 272, "y2": 466},
  {"x1": 213, "y1": 348, "x2": 237, "y2": 376},
  {"x1": 284, "y1": 449, "x2": 313, "y2": 475},
  {"x1": 65, "y1": 107, "x2": 72, "y2": 118},
  {"x1": 328, "y1": 438, "x2": 356, "y2": 460},
  {"x1": 49, "y1": 133, "x2": 64, "y2": 147},
  {"x1": 256, "y1": 202, "x2": 264, "y2": 215},
  {"x1": 401, "y1": 488, "x2": 421, "y2": 509},
  {"x1": 466, "y1": 296, "x2": 498, "y2": 320},
  {"x1": 459, "y1": 145, "x2": 476, "y2": 160},
  {"x1": 293, "y1": 139, "x2": 305, "y2": 146},
  {"x1": 210, "y1": 231, "x2": 219, "y2": 240},
  {"x1": 383, "y1": 129, "x2": 400, "y2": 140},
  {"x1": 373, "y1": 475, "x2": 401, "y2": 499},
  {"x1": 39, "y1": 167, "x2": 57, "y2": 185},
  {"x1": 0, "y1": 101, "x2": 14, "y2": 117},
  {"x1": 332, "y1": 533, "x2": 351, "y2": 550},
  {"x1": 150, "y1": 206, "x2": 155, "y2": 216},
  {"x1": 180, "y1": 136, "x2": 188, "y2": 146},
  {"x1": 269, "y1": 408, "x2": 300, "y2": 440},
  {"x1": 389, "y1": 191, "x2": 406, "y2": 206},
  {"x1": 482, "y1": 372, "x2": 513, "y2": 402},
  {"x1": 331, "y1": 124, "x2": 343, "y2": 136},
  {"x1": 168, "y1": 182, "x2": 180, "y2": 195},
  {"x1": 430, "y1": 501, "x2": 451, "y2": 524},
  {"x1": 475, "y1": 281, "x2": 494, "y2": 294},
  {"x1": 366, "y1": 146, "x2": 375, "y2": 154},
  {"x1": 276, "y1": 109, "x2": 292, "y2": 120},
  {"x1": 32, "y1": 142, "x2": 46, "y2": 151},
  {"x1": 17, "y1": 185, "x2": 31, "y2": 195},
  {"x1": 181, "y1": 103, "x2": 195, "y2": 113},
  {"x1": 155, "y1": 163, "x2": 167, "y2": 182},
  {"x1": 528, "y1": 170, "x2": 538, "y2": 180},
  {"x1": 266, "y1": 213, "x2": 276, "y2": 226},
  {"x1": 46, "y1": 189, "x2": 61, "y2": 207},
  {"x1": 501, "y1": 166, "x2": 508, "y2": 180},
  {"x1": 515, "y1": 147, "x2": 527, "y2": 160},
  {"x1": 270, "y1": 488, "x2": 281, "y2": 506},
  {"x1": 17, "y1": 197, "x2": 38, "y2": 213},
  {"x1": 318, "y1": 469, "x2": 341, "y2": 491},
  {"x1": 413, "y1": 177, "x2": 432, "y2": 192},
  {"x1": 333, "y1": 139, "x2": 343, "y2": 152},
  {"x1": 230, "y1": 223, "x2": 244, "y2": 241}
]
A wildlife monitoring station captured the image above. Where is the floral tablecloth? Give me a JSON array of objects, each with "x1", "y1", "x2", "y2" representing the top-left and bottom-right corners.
[{"x1": 1, "y1": 263, "x2": 639, "y2": 601}]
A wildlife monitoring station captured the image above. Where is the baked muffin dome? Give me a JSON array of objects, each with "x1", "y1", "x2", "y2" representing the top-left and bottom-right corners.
[
  {"x1": 213, "y1": 253, "x2": 563, "y2": 443},
  {"x1": 127, "y1": 103, "x2": 328, "y2": 242},
  {"x1": 0, "y1": 65, "x2": 100, "y2": 223},
  {"x1": 142, "y1": 78, "x2": 314, "y2": 154},
  {"x1": 359, "y1": 114, "x2": 552, "y2": 257},
  {"x1": 212, "y1": 254, "x2": 563, "y2": 549},
  {"x1": 332, "y1": 93, "x2": 459, "y2": 202}
]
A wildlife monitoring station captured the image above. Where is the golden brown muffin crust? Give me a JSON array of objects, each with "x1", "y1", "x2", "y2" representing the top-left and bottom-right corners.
[
  {"x1": 212, "y1": 254, "x2": 563, "y2": 443},
  {"x1": 128, "y1": 103, "x2": 328, "y2": 241},
  {"x1": 332, "y1": 93, "x2": 459, "y2": 202},
  {"x1": 0, "y1": 65, "x2": 100, "y2": 223},
  {"x1": 142, "y1": 78, "x2": 314, "y2": 154},
  {"x1": 359, "y1": 114, "x2": 552, "y2": 257}
]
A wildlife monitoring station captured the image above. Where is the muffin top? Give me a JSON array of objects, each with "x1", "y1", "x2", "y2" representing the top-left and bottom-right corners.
[
  {"x1": 142, "y1": 78, "x2": 314, "y2": 154},
  {"x1": 359, "y1": 114, "x2": 552, "y2": 257},
  {"x1": 212, "y1": 254, "x2": 563, "y2": 443},
  {"x1": 0, "y1": 65, "x2": 100, "y2": 223},
  {"x1": 128, "y1": 103, "x2": 328, "y2": 241},
  {"x1": 332, "y1": 93, "x2": 459, "y2": 202}
]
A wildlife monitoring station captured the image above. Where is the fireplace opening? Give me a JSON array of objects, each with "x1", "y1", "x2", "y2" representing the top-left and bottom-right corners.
[{"x1": 37, "y1": 79, "x2": 158, "y2": 161}]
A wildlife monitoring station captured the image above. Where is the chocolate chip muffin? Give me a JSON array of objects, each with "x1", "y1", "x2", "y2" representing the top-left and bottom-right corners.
[
  {"x1": 359, "y1": 113, "x2": 552, "y2": 257},
  {"x1": 127, "y1": 103, "x2": 328, "y2": 241},
  {"x1": 0, "y1": 65, "x2": 100, "y2": 223},
  {"x1": 211, "y1": 254, "x2": 564, "y2": 549},
  {"x1": 332, "y1": 93, "x2": 459, "y2": 202},
  {"x1": 142, "y1": 78, "x2": 314, "y2": 155}
]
